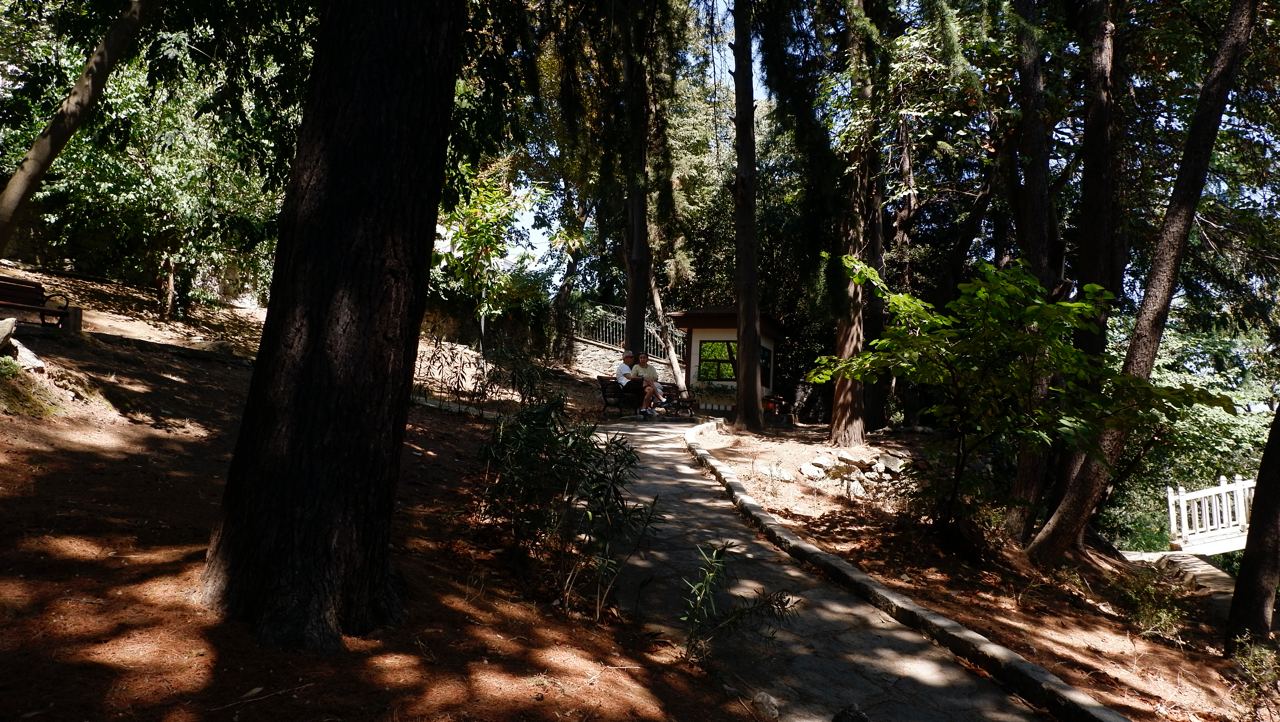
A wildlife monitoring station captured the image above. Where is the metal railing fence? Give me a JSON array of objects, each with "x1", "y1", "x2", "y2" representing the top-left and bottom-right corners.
[{"x1": 573, "y1": 303, "x2": 685, "y2": 360}]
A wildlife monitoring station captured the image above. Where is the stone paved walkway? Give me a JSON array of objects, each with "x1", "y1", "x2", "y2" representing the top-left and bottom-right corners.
[{"x1": 610, "y1": 422, "x2": 1045, "y2": 722}]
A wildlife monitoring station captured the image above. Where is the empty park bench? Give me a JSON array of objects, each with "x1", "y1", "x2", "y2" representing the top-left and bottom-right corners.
[
  {"x1": 0, "y1": 276, "x2": 79, "y2": 330},
  {"x1": 596, "y1": 375, "x2": 644, "y2": 417}
]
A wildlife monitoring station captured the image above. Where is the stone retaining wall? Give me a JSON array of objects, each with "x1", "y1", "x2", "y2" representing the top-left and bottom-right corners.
[{"x1": 571, "y1": 336, "x2": 677, "y2": 383}]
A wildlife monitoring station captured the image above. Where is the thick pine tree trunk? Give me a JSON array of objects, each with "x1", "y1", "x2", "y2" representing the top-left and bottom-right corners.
[
  {"x1": 1006, "y1": 0, "x2": 1062, "y2": 537},
  {"x1": 828, "y1": 0, "x2": 883, "y2": 448},
  {"x1": 1031, "y1": 0, "x2": 1126, "y2": 541},
  {"x1": 830, "y1": 317, "x2": 866, "y2": 447},
  {"x1": 622, "y1": 6, "x2": 652, "y2": 357},
  {"x1": 1226, "y1": 411, "x2": 1280, "y2": 653},
  {"x1": 1011, "y1": 0, "x2": 1057, "y2": 288},
  {"x1": 200, "y1": 0, "x2": 464, "y2": 649},
  {"x1": 1073, "y1": 0, "x2": 1125, "y2": 345},
  {"x1": 733, "y1": 0, "x2": 764, "y2": 432},
  {"x1": 1028, "y1": 0, "x2": 1258, "y2": 565},
  {"x1": 0, "y1": 0, "x2": 150, "y2": 257}
]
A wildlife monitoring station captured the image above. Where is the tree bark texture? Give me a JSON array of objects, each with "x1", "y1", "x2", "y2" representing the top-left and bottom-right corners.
[
  {"x1": 622, "y1": 3, "x2": 653, "y2": 358},
  {"x1": 1028, "y1": 0, "x2": 1258, "y2": 565},
  {"x1": 1043, "y1": 0, "x2": 1127, "y2": 537},
  {"x1": 200, "y1": 0, "x2": 464, "y2": 649},
  {"x1": 1012, "y1": 0, "x2": 1058, "y2": 289},
  {"x1": 828, "y1": 0, "x2": 887, "y2": 447},
  {"x1": 733, "y1": 0, "x2": 764, "y2": 432},
  {"x1": 1227, "y1": 411, "x2": 1280, "y2": 653},
  {"x1": 0, "y1": 0, "x2": 151, "y2": 258},
  {"x1": 1006, "y1": 0, "x2": 1061, "y2": 527},
  {"x1": 1073, "y1": 0, "x2": 1126, "y2": 348}
]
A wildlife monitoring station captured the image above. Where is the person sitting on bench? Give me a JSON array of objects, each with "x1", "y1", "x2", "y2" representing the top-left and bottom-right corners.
[
  {"x1": 631, "y1": 352, "x2": 665, "y2": 413},
  {"x1": 616, "y1": 350, "x2": 644, "y2": 394}
]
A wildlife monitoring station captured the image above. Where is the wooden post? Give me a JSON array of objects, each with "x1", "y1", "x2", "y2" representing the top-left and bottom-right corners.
[
  {"x1": 1167, "y1": 486, "x2": 1179, "y2": 544},
  {"x1": 64, "y1": 306, "x2": 82, "y2": 333},
  {"x1": 1235, "y1": 474, "x2": 1249, "y2": 531},
  {"x1": 1178, "y1": 485, "x2": 1189, "y2": 541}
]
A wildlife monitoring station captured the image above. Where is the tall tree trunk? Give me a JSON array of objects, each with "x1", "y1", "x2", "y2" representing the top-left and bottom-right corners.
[
  {"x1": 1226, "y1": 411, "x2": 1280, "y2": 653},
  {"x1": 1038, "y1": 0, "x2": 1127, "y2": 541},
  {"x1": 160, "y1": 253, "x2": 176, "y2": 322},
  {"x1": 861, "y1": 155, "x2": 888, "y2": 433},
  {"x1": 200, "y1": 0, "x2": 464, "y2": 649},
  {"x1": 828, "y1": 0, "x2": 885, "y2": 447},
  {"x1": 1011, "y1": 0, "x2": 1057, "y2": 288},
  {"x1": 733, "y1": 0, "x2": 763, "y2": 432},
  {"x1": 893, "y1": 118, "x2": 918, "y2": 291},
  {"x1": 1074, "y1": 0, "x2": 1126, "y2": 352},
  {"x1": 1005, "y1": 0, "x2": 1060, "y2": 535},
  {"x1": 1028, "y1": 0, "x2": 1258, "y2": 565},
  {"x1": 0, "y1": 0, "x2": 151, "y2": 257},
  {"x1": 622, "y1": 4, "x2": 653, "y2": 357}
]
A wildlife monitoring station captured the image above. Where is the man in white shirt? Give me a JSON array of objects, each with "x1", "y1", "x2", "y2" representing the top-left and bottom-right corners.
[
  {"x1": 615, "y1": 350, "x2": 647, "y2": 414},
  {"x1": 616, "y1": 350, "x2": 636, "y2": 387}
]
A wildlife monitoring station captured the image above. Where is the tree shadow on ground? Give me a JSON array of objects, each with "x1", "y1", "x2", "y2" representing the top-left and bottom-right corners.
[{"x1": 0, "y1": 333, "x2": 750, "y2": 721}]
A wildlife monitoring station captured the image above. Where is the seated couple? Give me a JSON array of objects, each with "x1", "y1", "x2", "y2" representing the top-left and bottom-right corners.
[{"x1": 616, "y1": 350, "x2": 665, "y2": 415}]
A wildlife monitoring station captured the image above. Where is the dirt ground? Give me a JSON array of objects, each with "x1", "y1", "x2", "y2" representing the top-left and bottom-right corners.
[
  {"x1": 0, "y1": 266, "x2": 1251, "y2": 722},
  {"x1": 0, "y1": 269, "x2": 750, "y2": 722},
  {"x1": 698, "y1": 425, "x2": 1246, "y2": 722}
]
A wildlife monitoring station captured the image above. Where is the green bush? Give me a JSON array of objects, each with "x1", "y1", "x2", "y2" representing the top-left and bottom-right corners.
[
  {"x1": 0, "y1": 356, "x2": 21, "y2": 380},
  {"x1": 0, "y1": 358, "x2": 60, "y2": 417},
  {"x1": 1231, "y1": 636, "x2": 1280, "y2": 721},
  {"x1": 483, "y1": 398, "x2": 653, "y2": 616},
  {"x1": 1115, "y1": 567, "x2": 1185, "y2": 639},
  {"x1": 811, "y1": 260, "x2": 1229, "y2": 526}
]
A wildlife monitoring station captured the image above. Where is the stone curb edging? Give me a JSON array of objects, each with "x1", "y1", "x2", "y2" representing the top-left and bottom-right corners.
[
  {"x1": 684, "y1": 420, "x2": 1129, "y2": 722},
  {"x1": 410, "y1": 393, "x2": 503, "y2": 420}
]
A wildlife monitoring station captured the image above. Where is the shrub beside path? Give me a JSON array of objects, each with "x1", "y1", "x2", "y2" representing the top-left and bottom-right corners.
[{"x1": 610, "y1": 420, "x2": 1050, "y2": 722}]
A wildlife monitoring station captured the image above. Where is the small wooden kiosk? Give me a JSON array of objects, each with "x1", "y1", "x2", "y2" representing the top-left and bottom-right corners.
[{"x1": 667, "y1": 307, "x2": 783, "y2": 413}]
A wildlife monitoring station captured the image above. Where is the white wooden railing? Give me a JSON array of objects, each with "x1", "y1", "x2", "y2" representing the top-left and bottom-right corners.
[{"x1": 1166, "y1": 475, "x2": 1255, "y2": 554}]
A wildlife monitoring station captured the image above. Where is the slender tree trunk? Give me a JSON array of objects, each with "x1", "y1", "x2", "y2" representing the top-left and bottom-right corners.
[
  {"x1": 160, "y1": 253, "x2": 176, "y2": 322},
  {"x1": 733, "y1": 0, "x2": 763, "y2": 432},
  {"x1": 551, "y1": 249, "x2": 581, "y2": 362},
  {"x1": 893, "y1": 118, "x2": 918, "y2": 290},
  {"x1": 1028, "y1": 0, "x2": 1258, "y2": 565},
  {"x1": 937, "y1": 153, "x2": 997, "y2": 307},
  {"x1": 1226, "y1": 411, "x2": 1280, "y2": 653},
  {"x1": 550, "y1": 192, "x2": 589, "y2": 362},
  {"x1": 622, "y1": 4, "x2": 652, "y2": 357},
  {"x1": 862, "y1": 153, "x2": 888, "y2": 432},
  {"x1": 0, "y1": 0, "x2": 151, "y2": 257},
  {"x1": 200, "y1": 0, "x2": 464, "y2": 649},
  {"x1": 648, "y1": 273, "x2": 687, "y2": 393}
]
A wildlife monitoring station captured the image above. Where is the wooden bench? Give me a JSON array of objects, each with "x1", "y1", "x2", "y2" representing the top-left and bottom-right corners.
[
  {"x1": 0, "y1": 276, "x2": 74, "y2": 329},
  {"x1": 596, "y1": 375, "x2": 644, "y2": 417}
]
